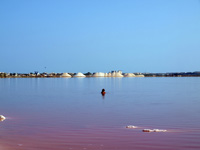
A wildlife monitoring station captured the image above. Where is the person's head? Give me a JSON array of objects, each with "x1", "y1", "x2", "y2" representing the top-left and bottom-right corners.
[{"x1": 102, "y1": 89, "x2": 105, "y2": 92}]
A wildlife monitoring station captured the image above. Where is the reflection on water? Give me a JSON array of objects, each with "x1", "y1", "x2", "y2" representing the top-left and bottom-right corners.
[{"x1": 0, "y1": 77, "x2": 200, "y2": 150}]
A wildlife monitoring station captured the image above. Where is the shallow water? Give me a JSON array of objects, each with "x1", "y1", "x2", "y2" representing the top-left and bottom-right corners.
[{"x1": 0, "y1": 77, "x2": 200, "y2": 150}]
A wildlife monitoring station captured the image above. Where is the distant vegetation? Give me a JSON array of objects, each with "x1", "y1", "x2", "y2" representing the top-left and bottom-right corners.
[{"x1": 0, "y1": 73, "x2": 6, "y2": 78}]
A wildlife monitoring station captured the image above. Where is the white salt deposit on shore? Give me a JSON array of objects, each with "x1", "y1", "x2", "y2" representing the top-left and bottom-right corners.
[
  {"x1": 143, "y1": 129, "x2": 167, "y2": 132},
  {"x1": 61, "y1": 73, "x2": 71, "y2": 77},
  {"x1": 74, "y1": 72, "x2": 86, "y2": 77},
  {"x1": 126, "y1": 125, "x2": 138, "y2": 129},
  {"x1": 112, "y1": 71, "x2": 123, "y2": 77},
  {"x1": 135, "y1": 74, "x2": 145, "y2": 77},
  {"x1": 124, "y1": 73, "x2": 136, "y2": 77},
  {"x1": 125, "y1": 125, "x2": 167, "y2": 132},
  {"x1": 92, "y1": 72, "x2": 105, "y2": 77},
  {"x1": 0, "y1": 115, "x2": 6, "y2": 121}
]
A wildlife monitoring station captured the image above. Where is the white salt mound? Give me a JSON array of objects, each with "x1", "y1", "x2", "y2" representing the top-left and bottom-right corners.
[
  {"x1": 74, "y1": 72, "x2": 86, "y2": 77},
  {"x1": 92, "y1": 72, "x2": 105, "y2": 77},
  {"x1": 124, "y1": 73, "x2": 136, "y2": 77},
  {"x1": 143, "y1": 129, "x2": 154, "y2": 132},
  {"x1": 0, "y1": 115, "x2": 6, "y2": 121},
  {"x1": 107, "y1": 72, "x2": 112, "y2": 77},
  {"x1": 153, "y1": 129, "x2": 167, "y2": 132},
  {"x1": 135, "y1": 75, "x2": 145, "y2": 77},
  {"x1": 111, "y1": 71, "x2": 123, "y2": 77},
  {"x1": 143, "y1": 129, "x2": 167, "y2": 132},
  {"x1": 126, "y1": 125, "x2": 138, "y2": 129},
  {"x1": 62, "y1": 73, "x2": 71, "y2": 77}
]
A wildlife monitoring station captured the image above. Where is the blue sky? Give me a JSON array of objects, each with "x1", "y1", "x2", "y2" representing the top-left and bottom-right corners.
[{"x1": 0, "y1": 0, "x2": 200, "y2": 73}]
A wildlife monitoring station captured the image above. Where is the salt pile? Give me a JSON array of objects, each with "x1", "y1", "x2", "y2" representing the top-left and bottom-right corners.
[
  {"x1": 153, "y1": 129, "x2": 167, "y2": 132},
  {"x1": 61, "y1": 73, "x2": 71, "y2": 77},
  {"x1": 135, "y1": 74, "x2": 145, "y2": 77},
  {"x1": 111, "y1": 71, "x2": 123, "y2": 77},
  {"x1": 74, "y1": 72, "x2": 86, "y2": 77},
  {"x1": 126, "y1": 125, "x2": 138, "y2": 129},
  {"x1": 92, "y1": 72, "x2": 105, "y2": 77},
  {"x1": 142, "y1": 129, "x2": 167, "y2": 132},
  {"x1": 124, "y1": 73, "x2": 136, "y2": 77},
  {"x1": 107, "y1": 72, "x2": 112, "y2": 77},
  {"x1": 0, "y1": 115, "x2": 6, "y2": 121}
]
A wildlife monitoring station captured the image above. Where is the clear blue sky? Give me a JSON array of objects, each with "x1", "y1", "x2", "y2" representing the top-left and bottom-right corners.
[{"x1": 0, "y1": 0, "x2": 200, "y2": 73}]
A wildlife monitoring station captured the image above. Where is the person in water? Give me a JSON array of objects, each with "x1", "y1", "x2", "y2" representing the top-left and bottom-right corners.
[{"x1": 101, "y1": 89, "x2": 106, "y2": 95}]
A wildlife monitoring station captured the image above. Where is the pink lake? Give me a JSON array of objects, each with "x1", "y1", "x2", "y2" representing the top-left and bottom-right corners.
[{"x1": 0, "y1": 77, "x2": 200, "y2": 150}]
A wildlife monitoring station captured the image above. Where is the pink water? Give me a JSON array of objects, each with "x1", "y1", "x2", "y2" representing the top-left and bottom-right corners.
[{"x1": 0, "y1": 77, "x2": 200, "y2": 150}]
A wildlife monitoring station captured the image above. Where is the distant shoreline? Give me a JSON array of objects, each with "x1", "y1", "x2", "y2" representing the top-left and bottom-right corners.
[
  {"x1": 1, "y1": 71, "x2": 200, "y2": 78},
  {"x1": 1, "y1": 76, "x2": 200, "y2": 78}
]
